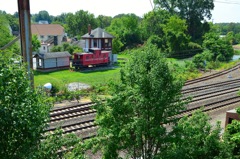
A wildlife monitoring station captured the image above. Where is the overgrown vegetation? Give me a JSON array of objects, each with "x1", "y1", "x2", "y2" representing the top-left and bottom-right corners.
[
  {"x1": 51, "y1": 42, "x2": 83, "y2": 54},
  {"x1": 0, "y1": 52, "x2": 52, "y2": 158},
  {"x1": 90, "y1": 44, "x2": 188, "y2": 158},
  {"x1": 1, "y1": 43, "x2": 240, "y2": 158},
  {"x1": 83, "y1": 44, "x2": 235, "y2": 158}
]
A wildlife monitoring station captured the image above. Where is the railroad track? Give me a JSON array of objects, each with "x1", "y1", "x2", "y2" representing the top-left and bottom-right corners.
[
  {"x1": 181, "y1": 79, "x2": 240, "y2": 100},
  {"x1": 182, "y1": 78, "x2": 240, "y2": 94},
  {"x1": 50, "y1": 105, "x2": 96, "y2": 123},
  {"x1": 45, "y1": 63, "x2": 240, "y2": 139},
  {"x1": 46, "y1": 89, "x2": 240, "y2": 137},
  {"x1": 184, "y1": 63, "x2": 240, "y2": 86},
  {"x1": 50, "y1": 102, "x2": 94, "y2": 116},
  {"x1": 178, "y1": 95, "x2": 240, "y2": 118}
]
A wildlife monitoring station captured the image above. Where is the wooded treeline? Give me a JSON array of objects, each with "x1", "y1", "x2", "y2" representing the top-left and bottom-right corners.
[{"x1": 0, "y1": 0, "x2": 239, "y2": 55}]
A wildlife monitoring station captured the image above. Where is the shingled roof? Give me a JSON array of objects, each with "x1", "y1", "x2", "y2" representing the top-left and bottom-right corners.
[
  {"x1": 31, "y1": 24, "x2": 64, "y2": 36},
  {"x1": 34, "y1": 52, "x2": 71, "y2": 59},
  {"x1": 81, "y1": 27, "x2": 114, "y2": 39}
]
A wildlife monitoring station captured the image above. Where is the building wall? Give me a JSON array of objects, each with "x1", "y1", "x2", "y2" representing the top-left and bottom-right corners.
[
  {"x1": 44, "y1": 58, "x2": 57, "y2": 68},
  {"x1": 57, "y1": 57, "x2": 70, "y2": 67},
  {"x1": 37, "y1": 34, "x2": 64, "y2": 45},
  {"x1": 39, "y1": 44, "x2": 49, "y2": 53},
  {"x1": 84, "y1": 39, "x2": 103, "y2": 50},
  {"x1": 42, "y1": 57, "x2": 70, "y2": 69}
]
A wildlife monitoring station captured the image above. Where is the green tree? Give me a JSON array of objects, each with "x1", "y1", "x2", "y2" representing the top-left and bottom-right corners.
[
  {"x1": 153, "y1": 0, "x2": 178, "y2": 14},
  {"x1": 3, "y1": 13, "x2": 19, "y2": 32},
  {"x1": 161, "y1": 15, "x2": 190, "y2": 56},
  {"x1": 32, "y1": 34, "x2": 41, "y2": 52},
  {"x1": 0, "y1": 53, "x2": 52, "y2": 158},
  {"x1": 0, "y1": 14, "x2": 20, "y2": 54},
  {"x1": 166, "y1": 109, "x2": 234, "y2": 159},
  {"x1": 203, "y1": 30, "x2": 234, "y2": 62},
  {"x1": 146, "y1": 35, "x2": 163, "y2": 49},
  {"x1": 112, "y1": 36, "x2": 124, "y2": 54},
  {"x1": 154, "y1": 0, "x2": 214, "y2": 42},
  {"x1": 96, "y1": 15, "x2": 112, "y2": 28},
  {"x1": 106, "y1": 14, "x2": 142, "y2": 50},
  {"x1": 0, "y1": 14, "x2": 13, "y2": 48},
  {"x1": 66, "y1": 10, "x2": 97, "y2": 37},
  {"x1": 52, "y1": 13, "x2": 69, "y2": 25},
  {"x1": 33, "y1": 129, "x2": 85, "y2": 159},
  {"x1": 225, "y1": 107, "x2": 240, "y2": 157},
  {"x1": 178, "y1": 0, "x2": 214, "y2": 42},
  {"x1": 192, "y1": 53, "x2": 206, "y2": 69},
  {"x1": 32, "y1": 10, "x2": 52, "y2": 23},
  {"x1": 91, "y1": 44, "x2": 187, "y2": 158},
  {"x1": 51, "y1": 45, "x2": 62, "y2": 52},
  {"x1": 140, "y1": 9, "x2": 171, "y2": 41},
  {"x1": 50, "y1": 42, "x2": 82, "y2": 54},
  {"x1": 234, "y1": 32, "x2": 240, "y2": 44}
]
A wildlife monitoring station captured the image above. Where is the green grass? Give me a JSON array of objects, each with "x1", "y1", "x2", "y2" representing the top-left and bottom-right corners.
[
  {"x1": 34, "y1": 54, "x2": 131, "y2": 87},
  {"x1": 34, "y1": 52, "x2": 240, "y2": 88},
  {"x1": 117, "y1": 53, "x2": 131, "y2": 59},
  {"x1": 34, "y1": 68, "x2": 120, "y2": 87},
  {"x1": 34, "y1": 54, "x2": 194, "y2": 87},
  {"x1": 234, "y1": 50, "x2": 240, "y2": 55},
  {"x1": 167, "y1": 57, "x2": 192, "y2": 67},
  {"x1": 217, "y1": 60, "x2": 239, "y2": 71}
]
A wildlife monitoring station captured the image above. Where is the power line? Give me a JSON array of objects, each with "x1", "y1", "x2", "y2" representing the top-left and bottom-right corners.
[
  {"x1": 0, "y1": 35, "x2": 20, "y2": 50},
  {"x1": 215, "y1": 0, "x2": 240, "y2": 5},
  {"x1": 149, "y1": 0, "x2": 154, "y2": 10}
]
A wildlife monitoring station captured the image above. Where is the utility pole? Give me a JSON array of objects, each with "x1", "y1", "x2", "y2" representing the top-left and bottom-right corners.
[{"x1": 17, "y1": 0, "x2": 34, "y2": 87}]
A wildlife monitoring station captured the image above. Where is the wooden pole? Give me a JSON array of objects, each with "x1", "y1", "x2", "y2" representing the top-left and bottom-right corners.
[{"x1": 17, "y1": 0, "x2": 34, "y2": 87}]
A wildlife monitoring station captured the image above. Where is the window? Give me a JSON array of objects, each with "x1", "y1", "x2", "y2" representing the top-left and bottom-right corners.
[
  {"x1": 93, "y1": 39, "x2": 98, "y2": 47},
  {"x1": 41, "y1": 35, "x2": 44, "y2": 39},
  {"x1": 43, "y1": 46, "x2": 45, "y2": 50},
  {"x1": 104, "y1": 39, "x2": 111, "y2": 48},
  {"x1": 38, "y1": 59, "x2": 42, "y2": 66}
]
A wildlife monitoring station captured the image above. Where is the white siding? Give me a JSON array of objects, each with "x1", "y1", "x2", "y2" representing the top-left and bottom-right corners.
[
  {"x1": 98, "y1": 39, "x2": 102, "y2": 48},
  {"x1": 85, "y1": 40, "x2": 89, "y2": 52},
  {"x1": 91, "y1": 39, "x2": 93, "y2": 48},
  {"x1": 39, "y1": 44, "x2": 48, "y2": 53},
  {"x1": 44, "y1": 58, "x2": 56, "y2": 68},
  {"x1": 113, "y1": 54, "x2": 118, "y2": 63},
  {"x1": 38, "y1": 35, "x2": 48, "y2": 42},
  {"x1": 37, "y1": 34, "x2": 64, "y2": 45},
  {"x1": 57, "y1": 57, "x2": 69, "y2": 67}
]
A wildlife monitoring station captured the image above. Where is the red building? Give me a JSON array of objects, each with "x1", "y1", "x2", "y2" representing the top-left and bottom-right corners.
[
  {"x1": 72, "y1": 26, "x2": 115, "y2": 69},
  {"x1": 82, "y1": 26, "x2": 114, "y2": 51}
]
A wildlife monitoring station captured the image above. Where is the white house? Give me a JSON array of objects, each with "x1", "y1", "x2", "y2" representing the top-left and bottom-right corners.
[
  {"x1": 31, "y1": 24, "x2": 66, "y2": 53},
  {"x1": 33, "y1": 51, "x2": 71, "y2": 71}
]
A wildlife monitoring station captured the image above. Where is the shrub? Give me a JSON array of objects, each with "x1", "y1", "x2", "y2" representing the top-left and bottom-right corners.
[{"x1": 0, "y1": 54, "x2": 52, "y2": 158}]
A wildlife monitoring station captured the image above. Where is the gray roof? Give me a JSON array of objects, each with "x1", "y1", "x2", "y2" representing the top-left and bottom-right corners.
[
  {"x1": 34, "y1": 51, "x2": 71, "y2": 59},
  {"x1": 82, "y1": 27, "x2": 114, "y2": 39},
  {"x1": 72, "y1": 40, "x2": 85, "y2": 48}
]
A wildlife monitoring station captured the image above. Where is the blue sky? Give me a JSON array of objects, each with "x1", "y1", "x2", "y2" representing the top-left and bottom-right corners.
[{"x1": 0, "y1": 0, "x2": 240, "y2": 23}]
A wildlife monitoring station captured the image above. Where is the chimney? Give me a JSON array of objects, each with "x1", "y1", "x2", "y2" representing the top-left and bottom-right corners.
[{"x1": 88, "y1": 24, "x2": 91, "y2": 35}]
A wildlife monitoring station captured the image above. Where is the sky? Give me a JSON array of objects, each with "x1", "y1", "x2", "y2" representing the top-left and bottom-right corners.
[{"x1": 0, "y1": 0, "x2": 240, "y2": 23}]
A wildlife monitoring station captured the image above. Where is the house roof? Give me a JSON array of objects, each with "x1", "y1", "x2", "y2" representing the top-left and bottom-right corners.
[
  {"x1": 34, "y1": 51, "x2": 71, "y2": 59},
  {"x1": 31, "y1": 24, "x2": 64, "y2": 36},
  {"x1": 82, "y1": 27, "x2": 114, "y2": 39}
]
